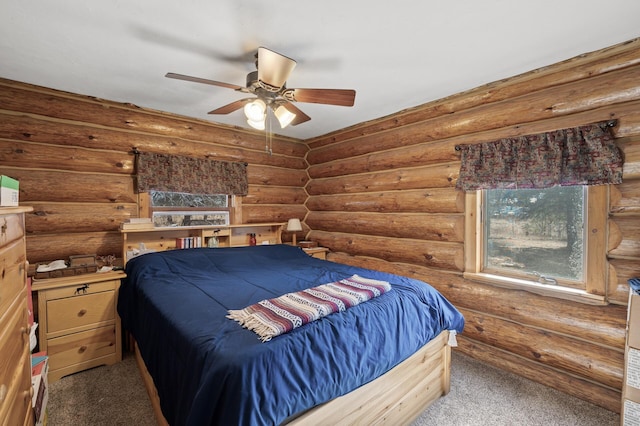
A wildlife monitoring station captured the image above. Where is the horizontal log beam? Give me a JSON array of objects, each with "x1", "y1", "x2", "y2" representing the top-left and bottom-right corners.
[
  {"x1": 305, "y1": 188, "x2": 464, "y2": 214},
  {"x1": 249, "y1": 164, "x2": 309, "y2": 187},
  {"x1": 610, "y1": 177, "x2": 640, "y2": 214},
  {"x1": 306, "y1": 163, "x2": 458, "y2": 195},
  {"x1": 608, "y1": 216, "x2": 640, "y2": 257},
  {"x1": 608, "y1": 262, "x2": 632, "y2": 305},
  {"x1": 0, "y1": 138, "x2": 134, "y2": 175},
  {"x1": 244, "y1": 185, "x2": 308, "y2": 205},
  {"x1": 24, "y1": 202, "x2": 138, "y2": 233},
  {"x1": 27, "y1": 232, "x2": 122, "y2": 264},
  {"x1": 1, "y1": 167, "x2": 136, "y2": 203},
  {"x1": 306, "y1": 211, "x2": 464, "y2": 242},
  {"x1": 309, "y1": 230, "x2": 463, "y2": 271},
  {"x1": 308, "y1": 138, "x2": 459, "y2": 179},
  {"x1": 241, "y1": 204, "x2": 308, "y2": 224}
]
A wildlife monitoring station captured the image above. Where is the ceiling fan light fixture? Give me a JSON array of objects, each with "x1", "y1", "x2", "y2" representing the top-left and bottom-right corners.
[
  {"x1": 244, "y1": 99, "x2": 266, "y2": 122},
  {"x1": 273, "y1": 105, "x2": 296, "y2": 128}
]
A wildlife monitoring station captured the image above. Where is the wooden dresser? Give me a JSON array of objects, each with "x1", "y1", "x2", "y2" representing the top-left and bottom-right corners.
[
  {"x1": 32, "y1": 271, "x2": 124, "y2": 383},
  {"x1": 0, "y1": 206, "x2": 34, "y2": 425}
]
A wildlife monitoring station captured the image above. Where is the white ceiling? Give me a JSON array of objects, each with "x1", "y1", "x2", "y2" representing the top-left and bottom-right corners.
[{"x1": 2, "y1": 1, "x2": 639, "y2": 140}]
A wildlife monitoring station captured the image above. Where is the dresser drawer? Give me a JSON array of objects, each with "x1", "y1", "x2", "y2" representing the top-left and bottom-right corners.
[
  {"x1": 48, "y1": 325, "x2": 117, "y2": 372},
  {"x1": 0, "y1": 351, "x2": 32, "y2": 426},
  {"x1": 0, "y1": 212, "x2": 25, "y2": 248},
  {"x1": 0, "y1": 301, "x2": 30, "y2": 418},
  {"x1": 0, "y1": 240, "x2": 27, "y2": 318},
  {"x1": 47, "y1": 290, "x2": 115, "y2": 334}
]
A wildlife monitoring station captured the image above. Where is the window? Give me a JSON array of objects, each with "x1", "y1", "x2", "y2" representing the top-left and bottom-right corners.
[
  {"x1": 140, "y1": 191, "x2": 237, "y2": 227},
  {"x1": 464, "y1": 185, "x2": 608, "y2": 304}
]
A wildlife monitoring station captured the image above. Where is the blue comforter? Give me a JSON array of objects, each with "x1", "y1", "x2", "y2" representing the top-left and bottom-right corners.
[{"x1": 117, "y1": 244, "x2": 464, "y2": 426}]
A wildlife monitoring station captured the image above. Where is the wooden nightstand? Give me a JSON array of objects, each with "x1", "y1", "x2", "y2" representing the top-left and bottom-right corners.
[
  {"x1": 303, "y1": 247, "x2": 329, "y2": 260},
  {"x1": 31, "y1": 271, "x2": 125, "y2": 382}
]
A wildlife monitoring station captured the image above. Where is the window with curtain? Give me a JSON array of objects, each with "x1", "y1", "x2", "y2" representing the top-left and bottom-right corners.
[{"x1": 458, "y1": 121, "x2": 622, "y2": 303}]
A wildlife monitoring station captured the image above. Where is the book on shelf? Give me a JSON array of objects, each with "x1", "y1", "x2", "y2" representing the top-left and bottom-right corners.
[{"x1": 175, "y1": 237, "x2": 202, "y2": 249}]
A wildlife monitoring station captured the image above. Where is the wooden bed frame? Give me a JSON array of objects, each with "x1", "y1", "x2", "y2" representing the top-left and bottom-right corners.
[{"x1": 134, "y1": 330, "x2": 452, "y2": 425}]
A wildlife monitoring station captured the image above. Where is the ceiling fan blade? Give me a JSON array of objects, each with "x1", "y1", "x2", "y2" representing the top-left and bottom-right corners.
[
  {"x1": 207, "y1": 98, "x2": 252, "y2": 115},
  {"x1": 280, "y1": 102, "x2": 311, "y2": 126},
  {"x1": 257, "y1": 47, "x2": 296, "y2": 92},
  {"x1": 166, "y1": 72, "x2": 245, "y2": 91},
  {"x1": 283, "y1": 88, "x2": 356, "y2": 107}
]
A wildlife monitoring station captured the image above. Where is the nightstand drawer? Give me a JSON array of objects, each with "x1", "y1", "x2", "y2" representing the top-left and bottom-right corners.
[
  {"x1": 44, "y1": 279, "x2": 117, "y2": 300},
  {"x1": 47, "y1": 291, "x2": 115, "y2": 334},
  {"x1": 47, "y1": 325, "x2": 116, "y2": 372}
]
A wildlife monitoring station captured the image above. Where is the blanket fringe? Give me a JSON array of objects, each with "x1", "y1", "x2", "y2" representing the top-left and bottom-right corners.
[{"x1": 227, "y1": 310, "x2": 277, "y2": 342}]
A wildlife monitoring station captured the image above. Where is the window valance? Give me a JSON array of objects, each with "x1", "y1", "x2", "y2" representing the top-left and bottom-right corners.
[
  {"x1": 136, "y1": 152, "x2": 248, "y2": 196},
  {"x1": 455, "y1": 120, "x2": 623, "y2": 191}
]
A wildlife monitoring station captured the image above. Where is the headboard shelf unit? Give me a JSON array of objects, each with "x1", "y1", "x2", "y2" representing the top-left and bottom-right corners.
[{"x1": 121, "y1": 222, "x2": 284, "y2": 264}]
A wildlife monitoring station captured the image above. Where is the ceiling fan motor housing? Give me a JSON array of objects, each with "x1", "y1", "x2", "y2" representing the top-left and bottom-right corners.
[
  {"x1": 246, "y1": 71, "x2": 281, "y2": 102},
  {"x1": 247, "y1": 70, "x2": 280, "y2": 93}
]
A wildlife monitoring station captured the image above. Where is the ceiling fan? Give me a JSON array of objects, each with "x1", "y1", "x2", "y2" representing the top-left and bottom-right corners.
[{"x1": 165, "y1": 47, "x2": 356, "y2": 130}]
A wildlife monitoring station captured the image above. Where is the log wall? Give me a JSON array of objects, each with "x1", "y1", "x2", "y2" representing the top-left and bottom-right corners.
[
  {"x1": 305, "y1": 38, "x2": 640, "y2": 413},
  {"x1": 0, "y1": 79, "x2": 309, "y2": 263},
  {"x1": 3, "y1": 37, "x2": 640, "y2": 414}
]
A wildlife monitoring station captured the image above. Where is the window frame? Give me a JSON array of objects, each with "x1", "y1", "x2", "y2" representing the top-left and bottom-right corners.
[
  {"x1": 138, "y1": 193, "x2": 242, "y2": 225},
  {"x1": 463, "y1": 185, "x2": 608, "y2": 305}
]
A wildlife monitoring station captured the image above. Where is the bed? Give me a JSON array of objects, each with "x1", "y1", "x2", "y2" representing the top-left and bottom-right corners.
[{"x1": 117, "y1": 244, "x2": 465, "y2": 425}]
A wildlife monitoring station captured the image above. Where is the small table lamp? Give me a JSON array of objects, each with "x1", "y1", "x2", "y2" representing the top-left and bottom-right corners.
[{"x1": 287, "y1": 218, "x2": 303, "y2": 246}]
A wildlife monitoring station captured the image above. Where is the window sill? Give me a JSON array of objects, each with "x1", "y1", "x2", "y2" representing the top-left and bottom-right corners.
[{"x1": 462, "y1": 272, "x2": 608, "y2": 305}]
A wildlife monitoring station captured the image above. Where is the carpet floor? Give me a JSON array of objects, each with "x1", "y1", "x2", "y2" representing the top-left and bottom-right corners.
[{"x1": 47, "y1": 351, "x2": 620, "y2": 425}]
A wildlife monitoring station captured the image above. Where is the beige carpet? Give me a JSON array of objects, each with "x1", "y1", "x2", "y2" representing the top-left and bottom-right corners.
[
  {"x1": 48, "y1": 351, "x2": 619, "y2": 425},
  {"x1": 47, "y1": 353, "x2": 155, "y2": 425}
]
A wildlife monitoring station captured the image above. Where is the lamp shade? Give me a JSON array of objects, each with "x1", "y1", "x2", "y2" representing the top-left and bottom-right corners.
[
  {"x1": 244, "y1": 99, "x2": 266, "y2": 122},
  {"x1": 246, "y1": 117, "x2": 265, "y2": 130},
  {"x1": 274, "y1": 105, "x2": 296, "y2": 128},
  {"x1": 287, "y1": 218, "x2": 302, "y2": 232}
]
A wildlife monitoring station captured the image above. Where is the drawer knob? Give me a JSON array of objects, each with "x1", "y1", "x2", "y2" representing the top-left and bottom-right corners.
[
  {"x1": 78, "y1": 309, "x2": 87, "y2": 317},
  {"x1": 0, "y1": 384, "x2": 6, "y2": 403},
  {"x1": 78, "y1": 345, "x2": 87, "y2": 354}
]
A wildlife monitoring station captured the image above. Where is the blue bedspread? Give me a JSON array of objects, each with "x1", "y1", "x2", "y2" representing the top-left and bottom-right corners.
[{"x1": 117, "y1": 244, "x2": 464, "y2": 426}]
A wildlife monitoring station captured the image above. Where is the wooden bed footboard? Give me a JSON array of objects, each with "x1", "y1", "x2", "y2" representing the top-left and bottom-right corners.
[{"x1": 134, "y1": 330, "x2": 452, "y2": 425}]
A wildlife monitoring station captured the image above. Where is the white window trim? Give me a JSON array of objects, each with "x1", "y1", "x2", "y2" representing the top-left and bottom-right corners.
[{"x1": 463, "y1": 186, "x2": 609, "y2": 305}]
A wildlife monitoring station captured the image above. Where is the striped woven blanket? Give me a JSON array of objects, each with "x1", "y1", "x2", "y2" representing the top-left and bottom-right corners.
[{"x1": 227, "y1": 275, "x2": 392, "y2": 342}]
